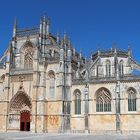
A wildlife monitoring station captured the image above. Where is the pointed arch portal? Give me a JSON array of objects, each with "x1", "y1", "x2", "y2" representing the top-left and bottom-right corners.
[{"x1": 8, "y1": 91, "x2": 32, "y2": 131}]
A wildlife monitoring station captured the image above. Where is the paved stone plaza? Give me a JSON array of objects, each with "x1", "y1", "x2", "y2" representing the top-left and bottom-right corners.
[{"x1": 0, "y1": 132, "x2": 140, "y2": 140}]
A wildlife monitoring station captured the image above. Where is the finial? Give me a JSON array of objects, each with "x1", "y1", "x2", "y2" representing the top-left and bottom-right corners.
[
  {"x1": 56, "y1": 32, "x2": 59, "y2": 44},
  {"x1": 43, "y1": 15, "x2": 46, "y2": 22},
  {"x1": 85, "y1": 57, "x2": 87, "y2": 64},
  {"x1": 128, "y1": 44, "x2": 132, "y2": 56},
  {"x1": 60, "y1": 39, "x2": 64, "y2": 49},
  {"x1": 113, "y1": 42, "x2": 117, "y2": 54},
  {"x1": 98, "y1": 50, "x2": 100, "y2": 56},
  {"x1": 40, "y1": 17, "x2": 43, "y2": 35},
  {"x1": 13, "y1": 18, "x2": 17, "y2": 38},
  {"x1": 128, "y1": 44, "x2": 131, "y2": 50},
  {"x1": 73, "y1": 47, "x2": 75, "y2": 56},
  {"x1": 14, "y1": 18, "x2": 17, "y2": 28},
  {"x1": 90, "y1": 49, "x2": 94, "y2": 59},
  {"x1": 42, "y1": 15, "x2": 47, "y2": 35},
  {"x1": 40, "y1": 16, "x2": 43, "y2": 23},
  {"x1": 114, "y1": 48, "x2": 117, "y2": 54},
  {"x1": 46, "y1": 17, "x2": 50, "y2": 36},
  {"x1": 47, "y1": 17, "x2": 50, "y2": 25},
  {"x1": 79, "y1": 49, "x2": 82, "y2": 59},
  {"x1": 68, "y1": 39, "x2": 71, "y2": 48}
]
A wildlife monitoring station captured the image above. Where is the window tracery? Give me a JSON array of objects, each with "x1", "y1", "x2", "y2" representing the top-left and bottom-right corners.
[
  {"x1": 21, "y1": 41, "x2": 34, "y2": 69},
  {"x1": 74, "y1": 90, "x2": 81, "y2": 115},
  {"x1": 24, "y1": 46, "x2": 33, "y2": 69},
  {"x1": 106, "y1": 60, "x2": 111, "y2": 77},
  {"x1": 96, "y1": 88, "x2": 111, "y2": 112},
  {"x1": 128, "y1": 88, "x2": 136, "y2": 111}
]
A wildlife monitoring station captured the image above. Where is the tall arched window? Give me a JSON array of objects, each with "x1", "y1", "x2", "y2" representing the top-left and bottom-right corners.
[
  {"x1": 96, "y1": 88, "x2": 111, "y2": 112},
  {"x1": 24, "y1": 52, "x2": 33, "y2": 69},
  {"x1": 74, "y1": 90, "x2": 81, "y2": 114},
  {"x1": 48, "y1": 71, "x2": 55, "y2": 99},
  {"x1": 119, "y1": 60, "x2": 124, "y2": 77},
  {"x1": 106, "y1": 60, "x2": 111, "y2": 77},
  {"x1": 128, "y1": 88, "x2": 136, "y2": 111},
  {"x1": 24, "y1": 43, "x2": 34, "y2": 69}
]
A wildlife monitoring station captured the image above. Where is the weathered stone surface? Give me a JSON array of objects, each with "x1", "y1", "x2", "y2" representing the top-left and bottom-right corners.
[{"x1": 0, "y1": 17, "x2": 140, "y2": 134}]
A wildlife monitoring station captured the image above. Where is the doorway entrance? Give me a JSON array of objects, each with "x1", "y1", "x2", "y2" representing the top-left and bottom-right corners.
[
  {"x1": 9, "y1": 90, "x2": 32, "y2": 131},
  {"x1": 20, "y1": 111, "x2": 30, "y2": 131}
]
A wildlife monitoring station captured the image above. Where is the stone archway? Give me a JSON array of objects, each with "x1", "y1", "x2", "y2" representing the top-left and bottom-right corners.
[{"x1": 8, "y1": 91, "x2": 32, "y2": 131}]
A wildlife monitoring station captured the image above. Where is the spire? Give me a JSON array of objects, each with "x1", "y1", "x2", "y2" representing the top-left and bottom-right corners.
[
  {"x1": 43, "y1": 15, "x2": 46, "y2": 22},
  {"x1": 42, "y1": 15, "x2": 46, "y2": 35},
  {"x1": 128, "y1": 44, "x2": 132, "y2": 56},
  {"x1": 68, "y1": 39, "x2": 71, "y2": 49},
  {"x1": 56, "y1": 32, "x2": 60, "y2": 44},
  {"x1": 113, "y1": 42, "x2": 117, "y2": 54},
  {"x1": 39, "y1": 17, "x2": 43, "y2": 35},
  {"x1": 13, "y1": 18, "x2": 17, "y2": 38},
  {"x1": 46, "y1": 17, "x2": 50, "y2": 36},
  {"x1": 90, "y1": 49, "x2": 94, "y2": 59},
  {"x1": 76, "y1": 61, "x2": 80, "y2": 78},
  {"x1": 113, "y1": 43, "x2": 119, "y2": 79},
  {"x1": 114, "y1": 48, "x2": 117, "y2": 54},
  {"x1": 60, "y1": 39, "x2": 64, "y2": 49},
  {"x1": 60, "y1": 39, "x2": 64, "y2": 61},
  {"x1": 85, "y1": 57, "x2": 88, "y2": 64},
  {"x1": 67, "y1": 39, "x2": 72, "y2": 61},
  {"x1": 79, "y1": 49, "x2": 82, "y2": 59},
  {"x1": 97, "y1": 50, "x2": 100, "y2": 56}
]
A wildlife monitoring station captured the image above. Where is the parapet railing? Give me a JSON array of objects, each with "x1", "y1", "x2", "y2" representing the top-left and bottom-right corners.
[
  {"x1": 72, "y1": 75, "x2": 140, "y2": 85},
  {"x1": 10, "y1": 68, "x2": 33, "y2": 75}
]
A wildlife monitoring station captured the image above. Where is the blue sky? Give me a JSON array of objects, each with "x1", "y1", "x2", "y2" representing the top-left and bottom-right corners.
[{"x1": 0, "y1": 0, "x2": 140, "y2": 61}]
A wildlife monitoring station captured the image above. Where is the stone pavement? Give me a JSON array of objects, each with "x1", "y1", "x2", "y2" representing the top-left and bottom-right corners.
[{"x1": 0, "y1": 132, "x2": 140, "y2": 140}]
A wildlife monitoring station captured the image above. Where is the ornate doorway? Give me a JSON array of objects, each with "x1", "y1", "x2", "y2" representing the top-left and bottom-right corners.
[
  {"x1": 8, "y1": 86, "x2": 32, "y2": 131},
  {"x1": 20, "y1": 111, "x2": 30, "y2": 131}
]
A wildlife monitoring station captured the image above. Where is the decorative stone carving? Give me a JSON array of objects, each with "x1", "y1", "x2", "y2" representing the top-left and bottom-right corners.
[
  {"x1": 11, "y1": 75, "x2": 33, "y2": 82},
  {"x1": 24, "y1": 45, "x2": 34, "y2": 69}
]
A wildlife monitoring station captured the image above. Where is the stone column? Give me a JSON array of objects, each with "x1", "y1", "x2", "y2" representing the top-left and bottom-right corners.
[
  {"x1": 32, "y1": 48, "x2": 39, "y2": 132},
  {"x1": 4, "y1": 50, "x2": 10, "y2": 131},
  {"x1": 115, "y1": 81, "x2": 121, "y2": 133},
  {"x1": 36, "y1": 63, "x2": 46, "y2": 132},
  {"x1": 84, "y1": 84, "x2": 89, "y2": 133}
]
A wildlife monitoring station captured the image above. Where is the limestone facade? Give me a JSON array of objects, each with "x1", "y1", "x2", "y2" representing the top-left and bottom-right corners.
[{"x1": 0, "y1": 17, "x2": 140, "y2": 133}]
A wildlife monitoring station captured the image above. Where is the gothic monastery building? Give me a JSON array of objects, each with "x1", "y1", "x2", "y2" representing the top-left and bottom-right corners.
[{"x1": 0, "y1": 16, "x2": 140, "y2": 133}]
